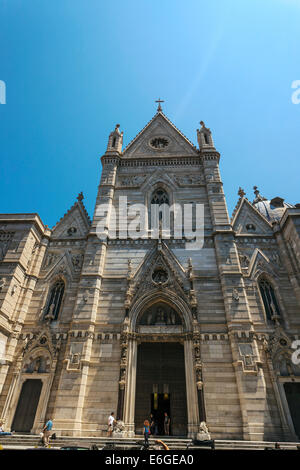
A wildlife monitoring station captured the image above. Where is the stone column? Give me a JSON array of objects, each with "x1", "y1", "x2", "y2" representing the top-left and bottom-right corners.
[
  {"x1": 184, "y1": 338, "x2": 199, "y2": 438},
  {"x1": 123, "y1": 337, "x2": 138, "y2": 437}
]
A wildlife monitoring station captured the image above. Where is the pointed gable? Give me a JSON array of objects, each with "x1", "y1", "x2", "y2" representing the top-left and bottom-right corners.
[
  {"x1": 51, "y1": 195, "x2": 91, "y2": 239},
  {"x1": 232, "y1": 197, "x2": 273, "y2": 235},
  {"x1": 122, "y1": 111, "x2": 198, "y2": 158}
]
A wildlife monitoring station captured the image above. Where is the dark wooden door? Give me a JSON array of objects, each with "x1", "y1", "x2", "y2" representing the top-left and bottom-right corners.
[
  {"x1": 11, "y1": 379, "x2": 43, "y2": 432},
  {"x1": 284, "y1": 382, "x2": 300, "y2": 438},
  {"x1": 135, "y1": 342, "x2": 187, "y2": 436}
]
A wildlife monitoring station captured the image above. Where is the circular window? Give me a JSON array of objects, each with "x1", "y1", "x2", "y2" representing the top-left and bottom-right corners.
[
  {"x1": 149, "y1": 137, "x2": 169, "y2": 150},
  {"x1": 246, "y1": 223, "x2": 256, "y2": 232}
]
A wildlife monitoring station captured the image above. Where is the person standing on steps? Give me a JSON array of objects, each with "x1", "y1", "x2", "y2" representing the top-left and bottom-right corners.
[
  {"x1": 107, "y1": 412, "x2": 115, "y2": 437},
  {"x1": 143, "y1": 419, "x2": 151, "y2": 447},
  {"x1": 42, "y1": 418, "x2": 53, "y2": 447},
  {"x1": 149, "y1": 413, "x2": 155, "y2": 436},
  {"x1": 164, "y1": 412, "x2": 170, "y2": 436}
]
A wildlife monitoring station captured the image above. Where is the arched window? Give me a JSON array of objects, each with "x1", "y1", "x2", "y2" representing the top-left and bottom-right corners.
[
  {"x1": 258, "y1": 278, "x2": 281, "y2": 322},
  {"x1": 149, "y1": 188, "x2": 170, "y2": 229},
  {"x1": 151, "y1": 188, "x2": 169, "y2": 206},
  {"x1": 44, "y1": 279, "x2": 65, "y2": 322}
]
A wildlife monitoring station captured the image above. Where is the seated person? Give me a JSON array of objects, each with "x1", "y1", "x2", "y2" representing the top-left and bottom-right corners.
[{"x1": 0, "y1": 421, "x2": 14, "y2": 436}]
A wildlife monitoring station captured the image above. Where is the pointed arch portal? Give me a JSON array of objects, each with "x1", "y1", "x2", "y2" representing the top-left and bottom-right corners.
[{"x1": 122, "y1": 295, "x2": 201, "y2": 438}]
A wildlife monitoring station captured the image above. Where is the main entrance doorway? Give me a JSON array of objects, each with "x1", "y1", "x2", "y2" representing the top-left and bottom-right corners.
[
  {"x1": 135, "y1": 342, "x2": 187, "y2": 436},
  {"x1": 11, "y1": 379, "x2": 43, "y2": 432},
  {"x1": 284, "y1": 382, "x2": 300, "y2": 438},
  {"x1": 151, "y1": 393, "x2": 171, "y2": 435}
]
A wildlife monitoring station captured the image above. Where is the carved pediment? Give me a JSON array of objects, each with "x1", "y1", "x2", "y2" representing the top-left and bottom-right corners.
[
  {"x1": 247, "y1": 248, "x2": 280, "y2": 280},
  {"x1": 232, "y1": 198, "x2": 273, "y2": 235},
  {"x1": 127, "y1": 241, "x2": 191, "y2": 308},
  {"x1": 123, "y1": 112, "x2": 198, "y2": 158},
  {"x1": 52, "y1": 198, "x2": 91, "y2": 239}
]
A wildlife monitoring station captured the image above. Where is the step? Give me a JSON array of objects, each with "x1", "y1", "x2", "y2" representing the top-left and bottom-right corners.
[{"x1": 0, "y1": 435, "x2": 299, "y2": 450}]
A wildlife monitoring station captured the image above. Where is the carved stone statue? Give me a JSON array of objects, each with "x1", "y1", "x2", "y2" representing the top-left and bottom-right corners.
[
  {"x1": 197, "y1": 421, "x2": 211, "y2": 441},
  {"x1": 232, "y1": 289, "x2": 239, "y2": 301},
  {"x1": 156, "y1": 307, "x2": 166, "y2": 325},
  {"x1": 45, "y1": 303, "x2": 55, "y2": 322},
  {"x1": 112, "y1": 420, "x2": 125, "y2": 435}
]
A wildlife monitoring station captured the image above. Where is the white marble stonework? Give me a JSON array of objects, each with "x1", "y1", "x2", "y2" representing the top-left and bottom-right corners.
[{"x1": 0, "y1": 110, "x2": 299, "y2": 442}]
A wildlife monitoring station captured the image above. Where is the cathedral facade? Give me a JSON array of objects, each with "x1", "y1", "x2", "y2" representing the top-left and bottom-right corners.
[{"x1": 0, "y1": 107, "x2": 300, "y2": 441}]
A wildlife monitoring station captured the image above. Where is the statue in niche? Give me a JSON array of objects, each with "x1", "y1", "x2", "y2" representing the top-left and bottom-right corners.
[
  {"x1": 140, "y1": 306, "x2": 181, "y2": 326},
  {"x1": 26, "y1": 356, "x2": 47, "y2": 373},
  {"x1": 156, "y1": 307, "x2": 166, "y2": 324},
  {"x1": 44, "y1": 303, "x2": 55, "y2": 322},
  {"x1": 34, "y1": 357, "x2": 41, "y2": 372}
]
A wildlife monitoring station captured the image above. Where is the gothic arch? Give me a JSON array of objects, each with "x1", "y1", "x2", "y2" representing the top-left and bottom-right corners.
[
  {"x1": 42, "y1": 276, "x2": 66, "y2": 322},
  {"x1": 129, "y1": 289, "x2": 194, "y2": 332},
  {"x1": 255, "y1": 272, "x2": 288, "y2": 327},
  {"x1": 22, "y1": 347, "x2": 52, "y2": 374}
]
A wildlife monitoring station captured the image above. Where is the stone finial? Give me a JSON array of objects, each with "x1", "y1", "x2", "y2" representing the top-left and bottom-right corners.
[
  {"x1": 106, "y1": 124, "x2": 123, "y2": 153},
  {"x1": 115, "y1": 124, "x2": 122, "y2": 135},
  {"x1": 77, "y1": 192, "x2": 84, "y2": 202},
  {"x1": 197, "y1": 121, "x2": 214, "y2": 149},
  {"x1": 238, "y1": 187, "x2": 246, "y2": 198},
  {"x1": 253, "y1": 186, "x2": 267, "y2": 204},
  {"x1": 253, "y1": 186, "x2": 259, "y2": 197}
]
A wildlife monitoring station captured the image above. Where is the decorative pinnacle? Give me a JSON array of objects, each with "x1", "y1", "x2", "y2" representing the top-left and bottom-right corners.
[
  {"x1": 253, "y1": 185, "x2": 267, "y2": 203},
  {"x1": 238, "y1": 187, "x2": 246, "y2": 198},
  {"x1": 155, "y1": 98, "x2": 164, "y2": 112},
  {"x1": 77, "y1": 192, "x2": 84, "y2": 202},
  {"x1": 253, "y1": 186, "x2": 259, "y2": 197}
]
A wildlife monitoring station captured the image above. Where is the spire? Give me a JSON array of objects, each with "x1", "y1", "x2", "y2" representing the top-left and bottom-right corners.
[
  {"x1": 106, "y1": 124, "x2": 123, "y2": 154},
  {"x1": 197, "y1": 121, "x2": 215, "y2": 149},
  {"x1": 238, "y1": 187, "x2": 246, "y2": 198}
]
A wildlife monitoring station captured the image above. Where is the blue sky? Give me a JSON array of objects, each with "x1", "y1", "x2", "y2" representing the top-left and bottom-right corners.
[{"x1": 0, "y1": 0, "x2": 299, "y2": 227}]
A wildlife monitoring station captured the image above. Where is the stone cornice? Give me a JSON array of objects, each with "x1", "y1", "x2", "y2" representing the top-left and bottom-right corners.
[{"x1": 118, "y1": 156, "x2": 202, "y2": 167}]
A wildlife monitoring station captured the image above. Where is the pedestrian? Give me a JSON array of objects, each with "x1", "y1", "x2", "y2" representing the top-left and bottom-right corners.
[
  {"x1": 42, "y1": 418, "x2": 54, "y2": 447},
  {"x1": 149, "y1": 414, "x2": 155, "y2": 435},
  {"x1": 107, "y1": 412, "x2": 115, "y2": 437},
  {"x1": 0, "y1": 421, "x2": 14, "y2": 436},
  {"x1": 164, "y1": 412, "x2": 170, "y2": 436},
  {"x1": 143, "y1": 419, "x2": 150, "y2": 446}
]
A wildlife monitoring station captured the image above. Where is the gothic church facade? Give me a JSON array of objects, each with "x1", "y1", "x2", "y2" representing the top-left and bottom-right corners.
[{"x1": 0, "y1": 107, "x2": 300, "y2": 441}]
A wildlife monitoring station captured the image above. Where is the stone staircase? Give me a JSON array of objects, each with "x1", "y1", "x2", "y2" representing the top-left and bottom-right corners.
[{"x1": 0, "y1": 434, "x2": 299, "y2": 450}]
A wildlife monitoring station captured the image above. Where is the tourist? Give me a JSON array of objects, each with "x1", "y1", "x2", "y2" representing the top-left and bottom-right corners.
[
  {"x1": 0, "y1": 421, "x2": 14, "y2": 436},
  {"x1": 149, "y1": 414, "x2": 156, "y2": 435},
  {"x1": 143, "y1": 419, "x2": 150, "y2": 446},
  {"x1": 108, "y1": 412, "x2": 115, "y2": 437},
  {"x1": 164, "y1": 412, "x2": 170, "y2": 436},
  {"x1": 42, "y1": 418, "x2": 53, "y2": 447}
]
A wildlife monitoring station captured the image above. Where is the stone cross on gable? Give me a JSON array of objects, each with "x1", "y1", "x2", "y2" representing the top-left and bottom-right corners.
[{"x1": 155, "y1": 98, "x2": 164, "y2": 111}]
